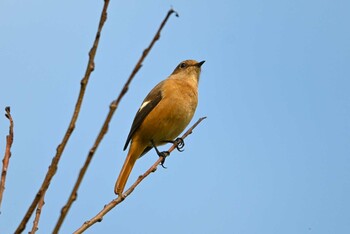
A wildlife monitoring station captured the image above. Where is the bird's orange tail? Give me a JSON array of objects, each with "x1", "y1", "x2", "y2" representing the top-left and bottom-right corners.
[{"x1": 115, "y1": 142, "x2": 143, "y2": 195}]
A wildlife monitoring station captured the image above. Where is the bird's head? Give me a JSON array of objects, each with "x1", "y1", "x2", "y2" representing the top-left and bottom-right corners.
[{"x1": 171, "y1": 60, "x2": 205, "y2": 81}]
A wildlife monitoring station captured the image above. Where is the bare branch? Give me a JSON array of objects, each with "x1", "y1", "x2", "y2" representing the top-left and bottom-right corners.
[
  {"x1": 29, "y1": 194, "x2": 45, "y2": 234},
  {"x1": 0, "y1": 107, "x2": 14, "y2": 211},
  {"x1": 53, "y1": 8, "x2": 178, "y2": 234},
  {"x1": 73, "y1": 117, "x2": 206, "y2": 234},
  {"x1": 15, "y1": 1, "x2": 111, "y2": 233}
]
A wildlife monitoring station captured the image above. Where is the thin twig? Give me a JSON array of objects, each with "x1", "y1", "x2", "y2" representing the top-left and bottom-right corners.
[
  {"x1": 73, "y1": 117, "x2": 206, "y2": 234},
  {"x1": 0, "y1": 107, "x2": 14, "y2": 211},
  {"x1": 53, "y1": 8, "x2": 178, "y2": 234},
  {"x1": 29, "y1": 194, "x2": 45, "y2": 234},
  {"x1": 14, "y1": 1, "x2": 111, "y2": 233}
]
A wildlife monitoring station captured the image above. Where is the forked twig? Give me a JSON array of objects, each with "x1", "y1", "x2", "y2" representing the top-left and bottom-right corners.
[
  {"x1": 15, "y1": 1, "x2": 111, "y2": 233},
  {"x1": 0, "y1": 107, "x2": 14, "y2": 211},
  {"x1": 53, "y1": 8, "x2": 178, "y2": 234},
  {"x1": 73, "y1": 117, "x2": 206, "y2": 234}
]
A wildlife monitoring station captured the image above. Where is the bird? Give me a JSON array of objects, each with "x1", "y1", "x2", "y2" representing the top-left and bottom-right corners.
[{"x1": 115, "y1": 59, "x2": 205, "y2": 195}]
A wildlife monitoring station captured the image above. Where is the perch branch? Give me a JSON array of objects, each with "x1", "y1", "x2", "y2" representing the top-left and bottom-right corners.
[
  {"x1": 53, "y1": 8, "x2": 178, "y2": 234},
  {"x1": 15, "y1": 1, "x2": 111, "y2": 233},
  {"x1": 73, "y1": 117, "x2": 206, "y2": 234},
  {"x1": 0, "y1": 107, "x2": 14, "y2": 211}
]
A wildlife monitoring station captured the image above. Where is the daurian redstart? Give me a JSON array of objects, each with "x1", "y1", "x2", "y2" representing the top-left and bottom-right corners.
[{"x1": 115, "y1": 59, "x2": 205, "y2": 195}]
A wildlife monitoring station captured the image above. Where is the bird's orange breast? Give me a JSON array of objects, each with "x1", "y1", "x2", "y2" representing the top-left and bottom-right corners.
[{"x1": 135, "y1": 78, "x2": 198, "y2": 147}]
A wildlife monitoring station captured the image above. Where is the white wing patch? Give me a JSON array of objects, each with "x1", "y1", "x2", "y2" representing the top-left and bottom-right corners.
[{"x1": 138, "y1": 100, "x2": 151, "y2": 112}]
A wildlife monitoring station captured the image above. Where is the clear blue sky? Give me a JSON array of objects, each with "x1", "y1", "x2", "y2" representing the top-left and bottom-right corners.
[{"x1": 1, "y1": 0, "x2": 349, "y2": 233}]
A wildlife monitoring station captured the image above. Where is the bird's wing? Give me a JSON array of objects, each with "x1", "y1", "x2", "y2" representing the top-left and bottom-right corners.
[{"x1": 123, "y1": 81, "x2": 164, "y2": 151}]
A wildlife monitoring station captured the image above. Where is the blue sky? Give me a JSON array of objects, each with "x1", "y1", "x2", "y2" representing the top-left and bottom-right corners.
[{"x1": 0, "y1": 0, "x2": 349, "y2": 233}]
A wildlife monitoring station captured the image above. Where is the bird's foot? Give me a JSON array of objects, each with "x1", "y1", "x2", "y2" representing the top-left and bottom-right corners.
[
  {"x1": 158, "y1": 151, "x2": 170, "y2": 168},
  {"x1": 174, "y1": 137, "x2": 185, "y2": 152},
  {"x1": 152, "y1": 140, "x2": 170, "y2": 168},
  {"x1": 163, "y1": 137, "x2": 185, "y2": 152}
]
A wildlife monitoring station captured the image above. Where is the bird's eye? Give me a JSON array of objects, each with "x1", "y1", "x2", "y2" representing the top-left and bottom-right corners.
[{"x1": 179, "y1": 62, "x2": 187, "y2": 68}]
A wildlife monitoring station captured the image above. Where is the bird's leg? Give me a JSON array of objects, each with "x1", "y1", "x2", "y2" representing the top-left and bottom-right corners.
[
  {"x1": 151, "y1": 140, "x2": 169, "y2": 168},
  {"x1": 163, "y1": 137, "x2": 185, "y2": 152}
]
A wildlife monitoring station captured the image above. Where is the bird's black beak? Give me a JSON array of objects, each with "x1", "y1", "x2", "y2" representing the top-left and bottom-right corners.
[{"x1": 197, "y1": 60, "x2": 205, "y2": 67}]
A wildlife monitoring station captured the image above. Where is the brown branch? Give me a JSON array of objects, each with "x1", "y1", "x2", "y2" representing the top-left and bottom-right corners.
[
  {"x1": 14, "y1": 1, "x2": 111, "y2": 233},
  {"x1": 29, "y1": 194, "x2": 45, "y2": 234},
  {"x1": 53, "y1": 8, "x2": 179, "y2": 234},
  {"x1": 0, "y1": 107, "x2": 14, "y2": 211},
  {"x1": 73, "y1": 117, "x2": 206, "y2": 234}
]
